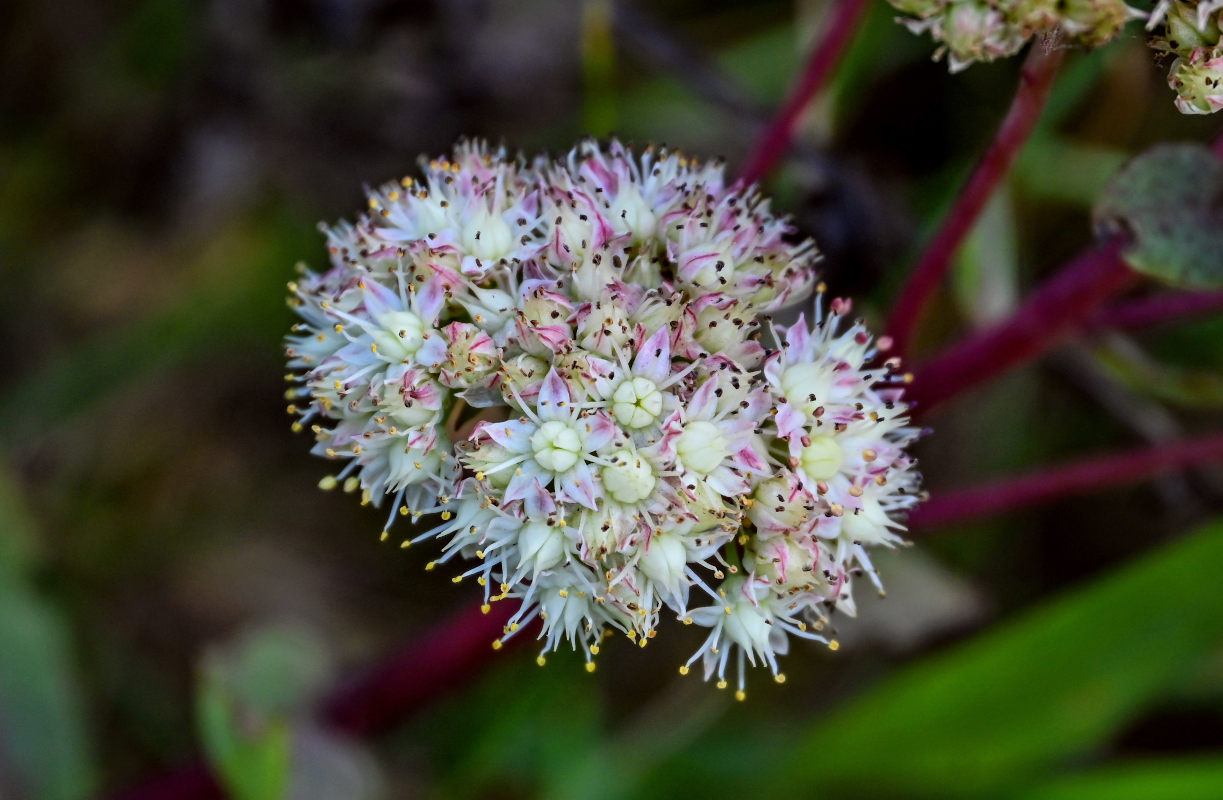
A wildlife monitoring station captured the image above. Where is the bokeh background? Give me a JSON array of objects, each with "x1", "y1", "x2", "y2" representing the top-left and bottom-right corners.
[{"x1": 4, "y1": 1, "x2": 1223, "y2": 798}]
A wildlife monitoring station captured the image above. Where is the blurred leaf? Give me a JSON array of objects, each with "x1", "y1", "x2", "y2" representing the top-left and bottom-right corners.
[
  {"x1": 1016, "y1": 138, "x2": 1128, "y2": 207},
  {"x1": 407, "y1": 653, "x2": 603, "y2": 799},
  {"x1": 197, "y1": 680, "x2": 292, "y2": 800},
  {"x1": 201, "y1": 627, "x2": 332, "y2": 721},
  {"x1": 287, "y1": 728, "x2": 385, "y2": 800},
  {"x1": 2, "y1": 207, "x2": 314, "y2": 445},
  {"x1": 763, "y1": 519, "x2": 1223, "y2": 797},
  {"x1": 197, "y1": 627, "x2": 333, "y2": 800},
  {"x1": 1093, "y1": 338, "x2": 1223, "y2": 409},
  {"x1": 953, "y1": 183, "x2": 1019, "y2": 326},
  {"x1": 1017, "y1": 758, "x2": 1223, "y2": 800},
  {"x1": 0, "y1": 468, "x2": 96, "y2": 800},
  {"x1": 1094, "y1": 144, "x2": 1223, "y2": 289},
  {"x1": 581, "y1": 0, "x2": 617, "y2": 136}
]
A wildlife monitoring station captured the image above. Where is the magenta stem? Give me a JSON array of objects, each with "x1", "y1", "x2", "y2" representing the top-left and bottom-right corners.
[
  {"x1": 907, "y1": 240, "x2": 1137, "y2": 414},
  {"x1": 886, "y1": 44, "x2": 1064, "y2": 355},
  {"x1": 321, "y1": 598, "x2": 522, "y2": 735},
  {"x1": 1091, "y1": 290, "x2": 1223, "y2": 332},
  {"x1": 909, "y1": 433, "x2": 1223, "y2": 531},
  {"x1": 738, "y1": 0, "x2": 871, "y2": 185}
]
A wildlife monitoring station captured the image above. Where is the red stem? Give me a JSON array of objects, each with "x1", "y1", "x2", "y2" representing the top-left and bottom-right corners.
[
  {"x1": 104, "y1": 600, "x2": 526, "y2": 800},
  {"x1": 886, "y1": 44, "x2": 1064, "y2": 355},
  {"x1": 1091, "y1": 290, "x2": 1223, "y2": 332},
  {"x1": 738, "y1": 0, "x2": 871, "y2": 185},
  {"x1": 321, "y1": 598, "x2": 521, "y2": 735},
  {"x1": 908, "y1": 433, "x2": 1223, "y2": 531},
  {"x1": 906, "y1": 240, "x2": 1138, "y2": 414}
]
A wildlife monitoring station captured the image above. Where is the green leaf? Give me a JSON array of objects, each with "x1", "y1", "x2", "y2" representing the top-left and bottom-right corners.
[
  {"x1": 953, "y1": 184, "x2": 1019, "y2": 326},
  {"x1": 1092, "y1": 338, "x2": 1223, "y2": 409},
  {"x1": 1094, "y1": 144, "x2": 1223, "y2": 289},
  {"x1": 196, "y1": 627, "x2": 331, "y2": 800},
  {"x1": 763, "y1": 519, "x2": 1223, "y2": 798},
  {"x1": 1018, "y1": 758, "x2": 1223, "y2": 800},
  {"x1": 196, "y1": 680, "x2": 292, "y2": 800},
  {"x1": 0, "y1": 469, "x2": 97, "y2": 800}
]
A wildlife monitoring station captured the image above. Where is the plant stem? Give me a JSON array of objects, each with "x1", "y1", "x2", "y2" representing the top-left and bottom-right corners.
[
  {"x1": 886, "y1": 44, "x2": 1064, "y2": 355},
  {"x1": 1091, "y1": 290, "x2": 1223, "y2": 332},
  {"x1": 906, "y1": 240, "x2": 1137, "y2": 414},
  {"x1": 908, "y1": 433, "x2": 1223, "y2": 531},
  {"x1": 321, "y1": 598, "x2": 522, "y2": 735},
  {"x1": 738, "y1": 0, "x2": 871, "y2": 185}
]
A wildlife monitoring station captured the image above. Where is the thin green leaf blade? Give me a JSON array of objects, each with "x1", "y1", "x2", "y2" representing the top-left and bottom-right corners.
[{"x1": 767, "y1": 520, "x2": 1223, "y2": 797}]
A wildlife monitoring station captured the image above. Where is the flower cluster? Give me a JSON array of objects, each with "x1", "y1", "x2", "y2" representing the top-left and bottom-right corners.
[
  {"x1": 285, "y1": 139, "x2": 923, "y2": 696},
  {"x1": 887, "y1": 0, "x2": 1142, "y2": 72},
  {"x1": 1149, "y1": 0, "x2": 1223, "y2": 114}
]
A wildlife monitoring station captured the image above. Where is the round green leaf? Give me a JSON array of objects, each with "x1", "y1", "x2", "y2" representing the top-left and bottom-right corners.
[{"x1": 1094, "y1": 144, "x2": 1223, "y2": 289}]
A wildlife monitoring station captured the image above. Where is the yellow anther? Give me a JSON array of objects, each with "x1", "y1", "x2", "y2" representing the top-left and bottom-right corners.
[
  {"x1": 678, "y1": 665, "x2": 689, "y2": 676},
  {"x1": 536, "y1": 656, "x2": 547, "y2": 666},
  {"x1": 638, "y1": 638, "x2": 647, "y2": 649},
  {"x1": 318, "y1": 475, "x2": 338, "y2": 490},
  {"x1": 441, "y1": 511, "x2": 452, "y2": 521},
  {"x1": 451, "y1": 576, "x2": 463, "y2": 584},
  {"x1": 400, "y1": 540, "x2": 411, "y2": 549},
  {"x1": 475, "y1": 471, "x2": 486, "y2": 480},
  {"x1": 425, "y1": 561, "x2": 436, "y2": 571},
  {"x1": 379, "y1": 531, "x2": 389, "y2": 542},
  {"x1": 559, "y1": 589, "x2": 568, "y2": 598},
  {"x1": 481, "y1": 604, "x2": 491, "y2": 614},
  {"x1": 774, "y1": 673, "x2": 787, "y2": 684},
  {"x1": 477, "y1": 577, "x2": 487, "y2": 586},
  {"x1": 716, "y1": 680, "x2": 728, "y2": 690},
  {"x1": 585, "y1": 662, "x2": 596, "y2": 673},
  {"x1": 735, "y1": 690, "x2": 746, "y2": 702},
  {"x1": 475, "y1": 550, "x2": 486, "y2": 559},
  {"x1": 683, "y1": 617, "x2": 693, "y2": 625},
  {"x1": 399, "y1": 506, "x2": 409, "y2": 516},
  {"x1": 491, "y1": 639, "x2": 503, "y2": 651},
  {"x1": 828, "y1": 640, "x2": 840, "y2": 652},
  {"x1": 291, "y1": 422, "x2": 303, "y2": 433},
  {"x1": 343, "y1": 476, "x2": 360, "y2": 493},
  {"x1": 589, "y1": 644, "x2": 600, "y2": 655},
  {"x1": 361, "y1": 489, "x2": 372, "y2": 506},
  {"x1": 724, "y1": 606, "x2": 732, "y2": 615}
]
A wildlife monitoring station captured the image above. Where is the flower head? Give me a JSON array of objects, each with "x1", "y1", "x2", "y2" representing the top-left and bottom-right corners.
[
  {"x1": 286, "y1": 139, "x2": 924, "y2": 695},
  {"x1": 1149, "y1": 1, "x2": 1223, "y2": 114},
  {"x1": 888, "y1": 0, "x2": 1144, "y2": 72}
]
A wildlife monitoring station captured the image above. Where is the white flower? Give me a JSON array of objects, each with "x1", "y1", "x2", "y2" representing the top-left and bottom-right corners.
[{"x1": 286, "y1": 139, "x2": 924, "y2": 693}]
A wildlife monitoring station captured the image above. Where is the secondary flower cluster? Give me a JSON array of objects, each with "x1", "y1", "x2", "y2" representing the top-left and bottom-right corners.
[
  {"x1": 1149, "y1": 0, "x2": 1223, "y2": 114},
  {"x1": 887, "y1": 0, "x2": 1141, "y2": 72},
  {"x1": 285, "y1": 140, "x2": 923, "y2": 696}
]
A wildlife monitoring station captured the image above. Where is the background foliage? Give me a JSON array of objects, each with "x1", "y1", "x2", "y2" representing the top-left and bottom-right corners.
[{"x1": 2, "y1": 1, "x2": 1222, "y2": 797}]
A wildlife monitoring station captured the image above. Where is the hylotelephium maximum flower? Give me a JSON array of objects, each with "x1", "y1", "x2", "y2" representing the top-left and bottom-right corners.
[{"x1": 284, "y1": 139, "x2": 924, "y2": 698}]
